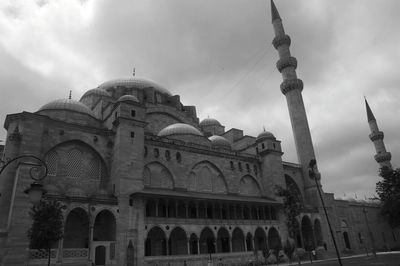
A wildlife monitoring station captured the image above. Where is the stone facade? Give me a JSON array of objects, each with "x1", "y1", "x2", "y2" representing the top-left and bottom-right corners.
[{"x1": 1, "y1": 2, "x2": 400, "y2": 266}]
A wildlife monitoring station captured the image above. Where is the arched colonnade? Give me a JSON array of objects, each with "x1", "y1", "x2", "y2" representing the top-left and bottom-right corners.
[{"x1": 145, "y1": 226, "x2": 282, "y2": 257}]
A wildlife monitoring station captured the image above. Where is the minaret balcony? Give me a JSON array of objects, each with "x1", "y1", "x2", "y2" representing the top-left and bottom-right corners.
[
  {"x1": 369, "y1": 131, "x2": 384, "y2": 141},
  {"x1": 280, "y1": 78, "x2": 303, "y2": 95},
  {"x1": 374, "y1": 152, "x2": 391, "y2": 163},
  {"x1": 276, "y1": 56, "x2": 297, "y2": 73},
  {"x1": 272, "y1": 34, "x2": 291, "y2": 49}
]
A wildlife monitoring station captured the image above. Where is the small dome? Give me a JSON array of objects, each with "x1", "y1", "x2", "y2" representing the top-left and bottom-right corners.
[
  {"x1": 117, "y1": 94, "x2": 139, "y2": 103},
  {"x1": 98, "y1": 77, "x2": 172, "y2": 96},
  {"x1": 38, "y1": 99, "x2": 96, "y2": 117},
  {"x1": 209, "y1": 135, "x2": 231, "y2": 149},
  {"x1": 65, "y1": 187, "x2": 87, "y2": 198},
  {"x1": 158, "y1": 123, "x2": 203, "y2": 137},
  {"x1": 256, "y1": 130, "x2": 276, "y2": 141},
  {"x1": 81, "y1": 88, "x2": 111, "y2": 98},
  {"x1": 200, "y1": 117, "x2": 221, "y2": 127}
]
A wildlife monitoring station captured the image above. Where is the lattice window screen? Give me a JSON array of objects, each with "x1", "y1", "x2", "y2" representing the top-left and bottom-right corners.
[
  {"x1": 65, "y1": 149, "x2": 82, "y2": 178},
  {"x1": 46, "y1": 150, "x2": 59, "y2": 176},
  {"x1": 86, "y1": 158, "x2": 100, "y2": 179}
]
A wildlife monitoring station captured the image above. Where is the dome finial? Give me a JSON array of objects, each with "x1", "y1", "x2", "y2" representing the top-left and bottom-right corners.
[
  {"x1": 263, "y1": 126, "x2": 266, "y2": 132},
  {"x1": 132, "y1": 68, "x2": 136, "y2": 77},
  {"x1": 68, "y1": 90, "x2": 72, "y2": 100}
]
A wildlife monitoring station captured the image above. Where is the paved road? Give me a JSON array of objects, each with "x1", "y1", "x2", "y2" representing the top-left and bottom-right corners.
[{"x1": 297, "y1": 252, "x2": 400, "y2": 266}]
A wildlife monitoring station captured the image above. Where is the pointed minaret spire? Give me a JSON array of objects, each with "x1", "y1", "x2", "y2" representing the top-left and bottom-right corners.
[
  {"x1": 364, "y1": 98, "x2": 376, "y2": 122},
  {"x1": 270, "y1": 0, "x2": 281, "y2": 22},
  {"x1": 365, "y1": 98, "x2": 392, "y2": 169}
]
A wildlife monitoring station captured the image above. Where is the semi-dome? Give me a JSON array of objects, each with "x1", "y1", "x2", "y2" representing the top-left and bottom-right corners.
[
  {"x1": 200, "y1": 117, "x2": 221, "y2": 127},
  {"x1": 209, "y1": 135, "x2": 231, "y2": 149},
  {"x1": 117, "y1": 94, "x2": 139, "y2": 103},
  {"x1": 81, "y1": 88, "x2": 111, "y2": 98},
  {"x1": 98, "y1": 77, "x2": 172, "y2": 96},
  {"x1": 38, "y1": 99, "x2": 96, "y2": 117},
  {"x1": 256, "y1": 130, "x2": 276, "y2": 141},
  {"x1": 158, "y1": 123, "x2": 203, "y2": 137}
]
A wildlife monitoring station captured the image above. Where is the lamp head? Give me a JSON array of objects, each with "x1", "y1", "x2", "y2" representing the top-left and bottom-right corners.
[{"x1": 24, "y1": 182, "x2": 46, "y2": 204}]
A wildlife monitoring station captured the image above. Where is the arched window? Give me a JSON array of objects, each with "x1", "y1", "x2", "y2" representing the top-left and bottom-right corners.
[
  {"x1": 154, "y1": 148, "x2": 159, "y2": 158},
  {"x1": 217, "y1": 228, "x2": 230, "y2": 253},
  {"x1": 343, "y1": 232, "x2": 351, "y2": 249},
  {"x1": 199, "y1": 228, "x2": 215, "y2": 254},
  {"x1": 165, "y1": 150, "x2": 171, "y2": 161},
  {"x1": 268, "y1": 227, "x2": 281, "y2": 251},
  {"x1": 232, "y1": 228, "x2": 245, "y2": 252},
  {"x1": 176, "y1": 152, "x2": 182, "y2": 163},
  {"x1": 169, "y1": 227, "x2": 187, "y2": 255},
  {"x1": 63, "y1": 208, "x2": 89, "y2": 248},
  {"x1": 314, "y1": 219, "x2": 323, "y2": 246},
  {"x1": 301, "y1": 216, "x2": 315, "y2": 251},
  {"x1": 145, "y1": 227, "x2": 167, "y2": 256},
  {"x1": 254, "y1": 228, "x2": 267, "y2": 251},
  {"x1": 93, "y1": 210, "x2": 116, "y2": 241}
]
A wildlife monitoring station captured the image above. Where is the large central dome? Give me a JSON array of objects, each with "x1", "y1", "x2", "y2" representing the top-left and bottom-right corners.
[{"x1": 98, "y1": 77, "x2": 172, "y2": 96}]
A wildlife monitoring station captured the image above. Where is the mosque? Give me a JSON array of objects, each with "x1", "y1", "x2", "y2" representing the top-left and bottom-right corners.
[{"x1": 0, "y1": 1, "x2": 399, "y2": 266}]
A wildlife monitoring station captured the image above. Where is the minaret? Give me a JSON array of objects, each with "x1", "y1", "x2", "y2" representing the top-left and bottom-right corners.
[
  {"x1": 365, "y1": 98, "x2": 392, "y2": 169},
  {"x1": 270, "y1": 0, "x2": 319, "y2": 205}
]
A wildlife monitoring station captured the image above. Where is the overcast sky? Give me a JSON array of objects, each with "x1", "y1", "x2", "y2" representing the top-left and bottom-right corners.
[{"x1": 1, "y1": 0, "x2": 399, "y2": 199}]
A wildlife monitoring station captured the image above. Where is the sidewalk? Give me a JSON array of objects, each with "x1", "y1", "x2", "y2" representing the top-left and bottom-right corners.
[{"x1": 266, "y1": 251, "x2": 400, "y2": 266}]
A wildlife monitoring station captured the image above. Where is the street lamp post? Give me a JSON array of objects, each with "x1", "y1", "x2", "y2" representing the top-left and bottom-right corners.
[
  {"x1": 308, "y1": 159, "x2": 343, "y2": 266},
  {"x1": 0, "y1": 155, "x2": 48, "y2": 204}
]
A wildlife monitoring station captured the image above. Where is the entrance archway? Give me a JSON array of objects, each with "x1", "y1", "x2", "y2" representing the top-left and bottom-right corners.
[{"x1": 95, "y1": 246, "x2": 106, "y2": 265}]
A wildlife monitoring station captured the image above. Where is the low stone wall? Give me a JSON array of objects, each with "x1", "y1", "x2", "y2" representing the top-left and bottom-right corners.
[{"x1": 144, "y1": 251, "x2": 257, "y2": 266}]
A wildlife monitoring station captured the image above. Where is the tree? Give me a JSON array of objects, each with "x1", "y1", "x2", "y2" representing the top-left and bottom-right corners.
[
  {"x1": 276, "y1": 184, "x2": 302, "y2": 264},
  {"x1": 376, "y1": 166, "x2": 400, "y2": 228},
  {"x1": 28, "y1": 200, "x2": 64, "y2": 266}
]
